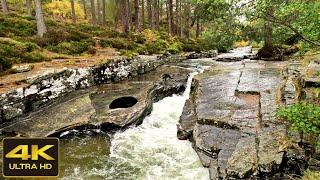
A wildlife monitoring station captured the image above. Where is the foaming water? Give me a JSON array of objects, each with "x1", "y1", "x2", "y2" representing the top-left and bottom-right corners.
[
  {"x1": 60, "y1": 72, "x2": 208, "y2": 180},
  {"x1": 109, "y1": 72, "x2": 208, "y2": 180}
]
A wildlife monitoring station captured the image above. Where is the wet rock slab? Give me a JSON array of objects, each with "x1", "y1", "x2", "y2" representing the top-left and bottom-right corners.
[
  {"x1": 258, "y1": 128, "x2": 286, "y2": 174},
  {"x1": 1, "y1": 66, "x2": 191, "y2": 137},
  {"x1": 214, "y1": 46, "x2": 254, "y2": 62},
  {"x1": 177, "y1": 99, "x2": 197, "y2": 140},
  {"x1": 177, "y1": 48, "x2": 305, "y2": 179},
  {"x1": 226, "y1": 135, "x2": 257, "y2": 178}
]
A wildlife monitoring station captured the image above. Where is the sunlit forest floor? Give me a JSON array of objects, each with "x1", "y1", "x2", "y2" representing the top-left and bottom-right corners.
[{"x1": 0, "y1": 13, "x2": 204, "y2": 74}]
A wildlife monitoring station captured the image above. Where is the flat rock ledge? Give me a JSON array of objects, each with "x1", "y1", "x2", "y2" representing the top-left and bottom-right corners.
[
  {"x1": 1, "y1": 65, "x2": 190, "y2": 137},
  {"x1": 178, "y1": 57, "x2": 314, "y2": 179}
]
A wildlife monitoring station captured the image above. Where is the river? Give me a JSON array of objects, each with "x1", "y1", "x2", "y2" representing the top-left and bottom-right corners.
[{"x1": 59, "y1": 71, "x2": 209, "y2": 180}]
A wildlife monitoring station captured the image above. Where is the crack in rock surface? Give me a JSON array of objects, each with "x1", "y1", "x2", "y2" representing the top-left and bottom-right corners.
[{"x1": 177, "y1": 47, "x2": 304, "y2": 179}]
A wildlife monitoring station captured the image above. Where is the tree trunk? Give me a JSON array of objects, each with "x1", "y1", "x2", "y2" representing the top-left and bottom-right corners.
[
  {"x1": 26, "y1": 0, "x2": 32, "y2": 17},
  {"x1": 184, "y1": 0, "x2": 190, "y2": 39},
  {"x1": 196, "y1": 18, "x2": 200, "y2": 38},
  {"x1": 127, "y1": 0, "x2": 131, "y2": 31},
  {"x1": 97, "y1": 0, "x2": 101, "y2": 25},
  {"x1": 114, "y1": 0, "x2": 119, "y2": 30},
  {"x1": 35, "y1": 0, "x2": 47, "y2": 37},
  {"x1": 141, "y1": 0, "x2": 145, "y2": 28},
  {"x1": 175, "y1": 0, "x2": 179, "y2": 35},
  {"x1": 90, "y1": 0, "x2": 97, "y2": 25},
  {"x1": 102, "y1": 0, "x2": 106, "y2": 26},
  {"x1": 82, "y1": 0, "x2": 87, "y2": 19},
  {"x1": 154, "y1": 0, "x2": 159, "y2": 29},
  {"x1": 71, "y1": 0, "x2": 77, "y2": 23},
  {"x1": 179, "y1": 0, "x2": 182, "y2": 37},
  {"x1": 119, "y1": 0, "x2": 129, "y2": 36},
  {"x1": 165, "y1": 0, "x2": 168, "y2": 24},
  {"x1": 147, "y1": 0, "x2": 153, "y2": 29},
  {"x1": 159, "y1": 0, "x2": 163, "y2": 24},
  {"x1": 264, "y1": 6, "x2": 273, "y2": 48},
  {"x1": 257, "y1": 5, "x2": 275, "y2": 59},
  {"x1": 134, "y1": 0, "x2": 141, "y2": 32},
  {"x1": 167, "y1": 0, "x2": 173, "y2": 35},
  {"x1": 151, "y1": 0, "x2": 155, "y2": 30},
  {"x1": 1, "y1": 0, "x2": 9, "y2": 14}
]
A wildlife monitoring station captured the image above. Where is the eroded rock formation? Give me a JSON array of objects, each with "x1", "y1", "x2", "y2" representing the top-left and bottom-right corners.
[
  {"x1": 178, "y1": 48, "x2": 318, "y2": 179},
  {"x1": 1, "y1": 65, "x2": 190, "y2": 137}
]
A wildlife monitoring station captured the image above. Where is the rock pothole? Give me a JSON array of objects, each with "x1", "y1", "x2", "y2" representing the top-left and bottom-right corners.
[{"x1": 109, "y1": 96, "x2": 138, "y2": 109}]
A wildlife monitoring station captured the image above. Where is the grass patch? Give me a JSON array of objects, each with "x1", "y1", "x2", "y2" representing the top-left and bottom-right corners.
[{"x1": 302, "y1": 170, "x2": 320, "y2": 180}]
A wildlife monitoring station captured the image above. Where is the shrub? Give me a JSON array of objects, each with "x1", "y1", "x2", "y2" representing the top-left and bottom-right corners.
[
  {"x1": 120, "y1": 50, "x2": 136, "y2": 58},
  {"x1": 24, "y1": 51, "x2": 46, "y2": 63},
  {"x1": 180, "y1": 40, "x2": 202, "y2": 52},
  {"x1": 144, "y1": 39, "x2": 169, "y2": 54},
  {"x1": 166, "y1": 42, "x2": 182, "y2": 54},
  {"x1": 0, "y1": 15, "x2": 37, "y2": 37},
  {"x1": 0, "y1": 55, "x2": 13, "y2": 72},
  {"x1": 234, "y1": 40, "x2": 250, "y2": 47},
  {"x1": 67, "y1": 29, "x2": 91, "y2": 42},
  {"x1": 0, "y1": 39, "x2": 27, "y2": 63},
  {"x1": 100, "y1": 38, "x2": 137, "y2": 50},
  {"x1": 49, "y1": 40, "x2": 95, "y2": 55},
  {"x1": 277, "y1": 103, "x2": 320, "y2": 144},
  {"x1": 132, "y1": 34, "x2": 146, "y2": 44},
  {"x1": 100, "y1": 30, "x2": 125, "y2": 38},
  {"x1": 32, "y1": 29, "x2": 69, "y2": 47},
  {"x1": 0, "y1": 38, "x2": 48, "y2": 65},
  {"x1": 141, "y1": 29, "x2": 157, "y2": 42},
  {"x1": 302, "y1": 170, "x2": 320, "y2": 180},
  {"x1": 251, "y1": 41, "x2": 264, "y2": 48},
  {"x1": 201, "y1": 30, "x2": 235, "y2": 52}
]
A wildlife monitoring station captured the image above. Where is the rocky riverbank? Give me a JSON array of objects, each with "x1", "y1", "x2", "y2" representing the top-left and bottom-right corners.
[
  {"x1": 178, "y1": 47, "x2": 320, "y2": 179},
  {"x1": 0, "y1": 50, "x2": 218, "y2": 136},
  {"x1": 0, "y1": 53, "x2": 192, "y2": 125}
]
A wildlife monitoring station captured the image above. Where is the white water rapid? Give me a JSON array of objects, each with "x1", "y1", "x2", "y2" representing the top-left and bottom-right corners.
[
  {"x1": 61, "y1": 71, "x2": 208, "y2": 180},
  {"x1": 108, "y1": 72, "x2": 208, "y2": 180}
]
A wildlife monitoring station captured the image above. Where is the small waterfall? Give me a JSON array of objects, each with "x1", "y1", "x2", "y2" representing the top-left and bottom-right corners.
[
  {"x1": 61, "y1": 71, "x2": 208, "y2": 180},
  {"x1": 108, "y1": 71, "x2": 208, "y2": 179}
]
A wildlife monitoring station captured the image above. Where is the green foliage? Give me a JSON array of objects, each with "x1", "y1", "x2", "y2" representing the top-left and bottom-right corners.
[
  {"x1": 0, "y1": 38, "x2": 47, "y2": 71},
  {"x1": 0, "y1": 38, "x2": 44, "y2": 62},
  {"x1": 243, "y1": 0, "x2": 320, "y2": 50},
  {"x1": 201, "y1": 30, "x2": 235, "y2": 52},
  {"x1": 0, "y1": 14, "x2": 37, "y2": 37},
  {"x1": 277, "y1": 103, "x2": 320, "y2": 136},
  {"x1": 24, "y1": 50, "x2": 46, "y2": 63},
  {"x1": 48, "y1": 40, "x2": 95, "y2": 55},
  {"x1": 44, "y1": 0, "x2": 86, "y2": 21},
  {"x1": 193, "y1": 0, "x2": 239, "y2": 52},
  {"x1": 100, "y1": 38, "x2": 137, "y2": 50},
  {"x1": 0, "y1": 55, "x2": 13, "y2": 71},
  {"x1": 180, "y1": 39, "x2": 202, "y2": 52},
  {"x1": 302, "y1": 170, "x2": 320, "y2": 180},
  {"x1": 251, "y1": 41, "x2": 264, "y2": 48},
  {"x1": 119, "y1": 50, "x2": 136, "y2": 58},
  {"x1": 99, "y1": 30, "x2": 195, "y2": 55},
  {"x1": 166, "y1": 42, "x2": 182, "y2": 54}
]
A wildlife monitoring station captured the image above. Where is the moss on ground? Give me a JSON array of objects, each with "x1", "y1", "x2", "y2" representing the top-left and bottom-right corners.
[
  {"x1": 0, "y1": 13, "x2": 205, "y2": 73},
  {"x1": 302, "y1": 170, "x2": 320, "y2": 180}
]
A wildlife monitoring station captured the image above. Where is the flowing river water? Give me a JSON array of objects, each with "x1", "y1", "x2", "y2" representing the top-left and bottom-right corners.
[{"x1": 59, "y1": 70, "x2": 209, "y2": 179}]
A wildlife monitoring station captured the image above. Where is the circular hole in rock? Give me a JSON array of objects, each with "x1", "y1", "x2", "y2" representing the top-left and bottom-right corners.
[{"x1": 109, "y1": 96, "x2": 138, "y2": 109}]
